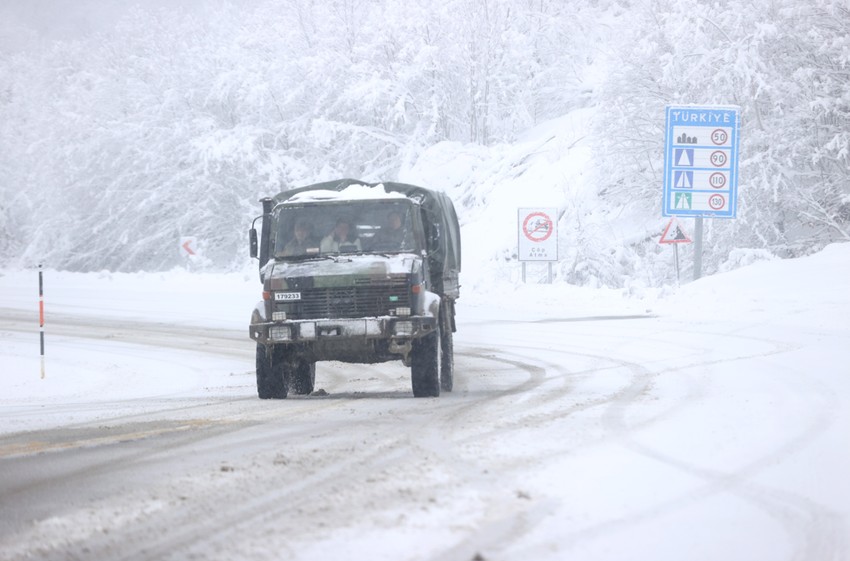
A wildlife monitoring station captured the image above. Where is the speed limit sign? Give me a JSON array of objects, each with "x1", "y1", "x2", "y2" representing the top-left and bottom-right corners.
[
  {"x1": 708, "y1": 194, "x2": 726, "y2": 210},
  {"x1": 711, "y1": 129, "x2": 728, "y2": 144},
  {"x1": 664, "y1": 105, "x2": 740, "y2": 218}
]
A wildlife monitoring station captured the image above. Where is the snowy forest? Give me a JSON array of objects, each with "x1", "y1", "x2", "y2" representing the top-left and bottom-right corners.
[{"x1": 0, "y1": 0, "x2": 848, "y2": 286}]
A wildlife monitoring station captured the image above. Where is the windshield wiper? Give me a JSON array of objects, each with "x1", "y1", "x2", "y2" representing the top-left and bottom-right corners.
[
  {"x1": 274, "y1": 253, "x2": 334, "y2": 262},
  {"x1": 276, "y1": 253, "x2": 357, "y2": 263}
]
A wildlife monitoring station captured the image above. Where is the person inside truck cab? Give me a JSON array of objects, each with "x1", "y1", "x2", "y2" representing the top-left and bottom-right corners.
[
  {"x1": 371, "y1": 211, "x2": 406, "y2": 250},
  {"x1": 320, "y1": 217, "x2": 362, "y2": 253},
  {"x1": 281, "y1": 219, "x2": 319, "y2": 256}
]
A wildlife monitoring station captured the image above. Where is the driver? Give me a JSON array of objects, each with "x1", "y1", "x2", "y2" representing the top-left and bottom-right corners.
[{"x1": 371, "y1": 211, "x2": 406, "y2": 250}]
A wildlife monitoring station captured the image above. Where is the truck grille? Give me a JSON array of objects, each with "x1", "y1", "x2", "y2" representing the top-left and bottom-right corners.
[{"x1": 276, "y1": 277, "x2": 410, "y2": 319}]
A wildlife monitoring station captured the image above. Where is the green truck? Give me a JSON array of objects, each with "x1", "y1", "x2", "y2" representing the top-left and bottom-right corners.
[{"x1": 248, "y1": 179, "x2": 461, "y2": 398}]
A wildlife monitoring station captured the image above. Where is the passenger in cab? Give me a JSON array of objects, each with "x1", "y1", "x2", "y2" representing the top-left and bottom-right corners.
[
  {"x1": 321, "y1": 217, "x2": 362, "y2": 253},
  {"x1": 281, "y1": 219, "x2": 319, "y2": 256}
]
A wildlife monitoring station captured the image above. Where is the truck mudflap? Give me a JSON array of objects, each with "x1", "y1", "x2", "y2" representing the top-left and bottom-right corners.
[{"x1": 249, "y1": 315, "x2": 437, "y2": 346}]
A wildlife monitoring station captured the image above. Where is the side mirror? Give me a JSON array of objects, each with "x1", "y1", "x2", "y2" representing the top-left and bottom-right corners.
[{"x1": 249, "y1": 228, "x2": 258, "y2": 258}]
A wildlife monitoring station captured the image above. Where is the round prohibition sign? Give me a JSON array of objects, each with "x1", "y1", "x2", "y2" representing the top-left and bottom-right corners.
[
  {"x1": 710, "y1": 150, "x2": 728, "y2": 167},
  {"x1": 709, "y1": 172, "x2": 727, "y2": 189},
  {"x1": 708, "y1": 194, "x2": 726, "y2": 210},
  {"x1": 711, "y1": 128, "x2": 729, "y2": 145},
  {"x1": 522, "y1": 212, "x2": 554, "y2": 242}
]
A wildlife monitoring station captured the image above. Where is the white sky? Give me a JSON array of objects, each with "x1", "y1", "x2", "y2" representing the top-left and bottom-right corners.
[{"x1": 0, "y1": 0, "x2": 213, "y2": 50}]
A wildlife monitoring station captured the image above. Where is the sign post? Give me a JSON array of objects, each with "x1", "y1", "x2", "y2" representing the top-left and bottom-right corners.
[
  {"x1": 694, "y1": 216, "x2": 704, "y2": 279},
  {"x1": 663, "y1": 105, "x2": 740, "y2": 280},
  {"x1": 518, "y1": 208, "x2": 558, "y2": 283}
]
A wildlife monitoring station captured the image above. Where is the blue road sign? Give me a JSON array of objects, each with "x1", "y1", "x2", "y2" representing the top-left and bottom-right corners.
[{"x1": 663, "y1": 106, "x2": 740, "y2": 218}]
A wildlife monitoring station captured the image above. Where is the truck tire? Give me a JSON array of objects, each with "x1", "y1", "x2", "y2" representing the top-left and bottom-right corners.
[
  {"x1": 411, "y1": 328, "x2": 440, "y2": 398},
  {"x1": 256, "y1": 343, "x2": 288, "y2": 399},
  {"x1": 290, "y1": 360, "x2": 316, "y2": 395},
  {"x1": 440, "y1": 326, "x2": 453, "y2": 392}
]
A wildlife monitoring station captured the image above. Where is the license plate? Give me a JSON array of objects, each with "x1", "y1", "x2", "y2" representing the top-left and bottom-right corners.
[{"x1": 274, "y1": 292, "x2": 301, "y2": 301}]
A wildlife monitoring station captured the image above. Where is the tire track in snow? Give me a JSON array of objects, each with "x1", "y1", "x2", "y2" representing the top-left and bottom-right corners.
[
  {"x1": 428, "y1": 321, "x2": 843, "y2": 560},
  {"x1": 404, "y1": 341, "x2": 660, "y2": 559},
  {"x1": 1, "y1": 314, "x2": 563, "y2": 560},
  {"x1": 569, "y1": 330, "x2": 846, "y2": 561}
]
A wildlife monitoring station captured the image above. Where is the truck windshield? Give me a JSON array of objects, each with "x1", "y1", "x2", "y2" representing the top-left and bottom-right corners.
[{"x1": 273, "y1": 200, "x2": 421, "y2": 259}]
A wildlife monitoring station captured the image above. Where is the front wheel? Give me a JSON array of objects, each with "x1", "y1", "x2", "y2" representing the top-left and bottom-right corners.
[
  {"x1": 411, "y1": 328, "x2": 440, "y2": 398},
  {"x1": 256, "y1": 344, "x2": 288, "y2": 399}
]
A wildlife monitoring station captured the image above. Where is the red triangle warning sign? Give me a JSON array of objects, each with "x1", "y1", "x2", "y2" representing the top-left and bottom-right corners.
[{"x1": 659, "y1": 218, "x2": 692, "y2": 244}]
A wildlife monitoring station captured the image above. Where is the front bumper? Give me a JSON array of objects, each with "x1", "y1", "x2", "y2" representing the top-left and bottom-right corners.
[{"x1": 249, "y1": 315, "x2": 437, "y2": 345}]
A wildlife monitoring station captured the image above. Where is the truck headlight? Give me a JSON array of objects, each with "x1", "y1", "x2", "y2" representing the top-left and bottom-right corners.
[
  {"x1": 393, "y1": 307, "x2": 411, "y2": 317},
  {"x1": 393, "y1": 321, "x2": 414, "y2": 337},
  {"x1": 269, "y1": 325, "x2": 291, "y2": 341},
  {"x1": 272, "y1": 311, "x2": 287, "y2": 321}
]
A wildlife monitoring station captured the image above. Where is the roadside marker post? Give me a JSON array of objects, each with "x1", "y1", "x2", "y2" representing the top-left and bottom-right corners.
[{"x1": 39, "y1": 264, "x2": 45, "y2": 379}]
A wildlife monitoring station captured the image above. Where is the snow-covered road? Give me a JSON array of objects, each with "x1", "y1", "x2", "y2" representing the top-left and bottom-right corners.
[{"x1": 2, "y1": 247, "x2": 850, "y2": 560}]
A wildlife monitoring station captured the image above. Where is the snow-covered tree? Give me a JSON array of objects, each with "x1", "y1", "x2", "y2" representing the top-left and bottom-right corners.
[
  {"x1": 0, "y1": 0, "x2": 846, "y2": 278},
  {"x1": 590, "y1": 0, "x2": 850, "y2": 282}
]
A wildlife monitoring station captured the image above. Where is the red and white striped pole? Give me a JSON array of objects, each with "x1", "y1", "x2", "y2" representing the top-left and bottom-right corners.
[{"x1": 39, "y1": 264, "x2": 45, "y2": 379}]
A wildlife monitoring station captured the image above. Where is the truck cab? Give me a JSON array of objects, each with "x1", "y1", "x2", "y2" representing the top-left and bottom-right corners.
[{"x1": 248, "y1": 179, "x2": 460, "y2": 398}]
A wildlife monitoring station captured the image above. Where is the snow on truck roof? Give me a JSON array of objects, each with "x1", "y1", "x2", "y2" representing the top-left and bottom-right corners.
[
  {"x1": 282, "y1": 183, "x2": 409, "y2": 204},
  {"x1": 272, "y1": 178, "x2": 444, "y2": 206}
]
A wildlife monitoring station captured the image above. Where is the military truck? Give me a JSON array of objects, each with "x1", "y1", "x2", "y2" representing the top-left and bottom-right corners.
[{"x1": 248, "y1": 179, "x2": 461, "y2": 398}]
